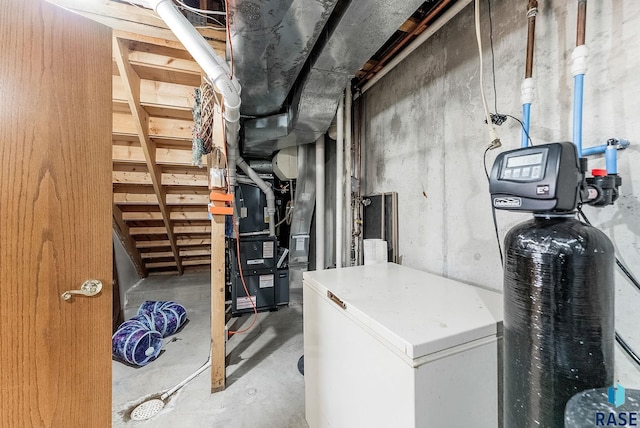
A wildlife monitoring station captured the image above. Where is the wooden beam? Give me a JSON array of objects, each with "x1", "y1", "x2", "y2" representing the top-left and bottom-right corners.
[
  {"x1": 112, "y1": 145, "x2": 193, "y2": 166},
  {"x1": 121, "y1": 209, "x2": 210, "y2": 221},
  {"x1": 129, "y1": 225, "x2": 211, "y2": 235},
  {"x1": 113, "y1": 170, "x2": 209, "y2": 187},
  {"x1": 146, "y1": 258, "x2": 210, "y2": 268},
  {"x1": 113, "y1": 192, "x2": 209, "y2": 205},
  {"x1": 136, "y1": 238, "x2": 211, "y2": 248},
  {"x1": 113, "y1": 112, "x2": 193, "y2": 140},
  {"x1": 113, "y1": 170, "x2": 208, "y2": 186},
  {"x1": 128, "y1": 50, "x2": 202, "y2": 75},
  {"x1": 142, "y1": 249, "x2": 210, "y2": 258},
  {"x1": 210, "y1": 103, "x2": 226, "y2": 392},
  {"x1": 113, "y1": 77, "x2": 195, "y2": 110},
  {"x1": 112, "y1": 205, "x2": 148, "y2": 277},
  {"x1": 113, "y1": 37, "x2": 183, "y2": 274},
  {"x1": 113, "y1": 30, "x2": 189, "y2": 51},
  {"x1": 46, "y1": 0, "x2": 226, "y2": 55}
]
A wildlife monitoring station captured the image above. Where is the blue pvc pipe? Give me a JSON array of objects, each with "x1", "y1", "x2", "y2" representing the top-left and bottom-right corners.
[
  {"x1": 606, "y1": 144, "x2": 617, "y2": 174},
  {"x1": 581, "y1": 144, "x2": 606, "y2": 156},
  {"x1": 522, "y1": 103, "x2": 531, "y2": 147},
  {"x1": 573, "y1": 74, "x2": 585, "y2": 157}
]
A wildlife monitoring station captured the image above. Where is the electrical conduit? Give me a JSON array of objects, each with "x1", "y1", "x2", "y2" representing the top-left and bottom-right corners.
[{"x1": 521, "y1": 0, "x2": 537, "y2": 147}]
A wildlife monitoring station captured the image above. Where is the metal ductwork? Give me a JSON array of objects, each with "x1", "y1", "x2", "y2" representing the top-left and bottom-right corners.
[
  {"x1": 228, "y1": 0, "x2": 340, "y2": 117},
  {"x1": 233, "y1": 0, "x2": 429, "y2": 157}
]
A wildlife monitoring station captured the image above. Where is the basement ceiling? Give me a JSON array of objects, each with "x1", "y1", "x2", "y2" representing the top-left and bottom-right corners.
[{"x1": 47, "y1": 0, "x2": 457, "y2": 275}]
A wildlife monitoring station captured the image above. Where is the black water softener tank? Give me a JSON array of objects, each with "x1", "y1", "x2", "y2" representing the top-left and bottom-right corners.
[{"x1": 503, "y1": 215, "x2": 614, "y2": 427}]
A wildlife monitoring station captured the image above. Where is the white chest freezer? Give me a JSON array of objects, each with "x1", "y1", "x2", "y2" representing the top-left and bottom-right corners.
[{"x1": 303, "y1": 263, "x2": 503, "y2": 428}]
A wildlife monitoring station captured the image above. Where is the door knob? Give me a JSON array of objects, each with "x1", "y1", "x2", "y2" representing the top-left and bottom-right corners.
[{"x1": 61, "y1": 280, "x2": 103, "y2": 301}]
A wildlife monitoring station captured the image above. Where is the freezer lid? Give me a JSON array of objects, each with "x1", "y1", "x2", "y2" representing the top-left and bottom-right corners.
[{"x1": 303, "y1": 263, "x2": 503, "y2": 360}]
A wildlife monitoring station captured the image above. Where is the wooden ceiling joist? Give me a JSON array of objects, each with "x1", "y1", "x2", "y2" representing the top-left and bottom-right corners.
[
  {"x1": 113, "y1": 170, "x2": 208, "y2": 187},
  {"x1": 113, "y1": 112, "x2": 193, "y2": 140},
  {"x1": 142, "y1": 249, "x2": 211, "y2": 259},
  {"x1": 113, "y1": 192, "x2": 209, "y2": 205},
  {"x1": 112, "y1": 144, "x2": 194, "y2": 166},
  {"x1": 129, "y1": 225, "x2": 211, "y2": 235},
  {"x1": 121, "y1": 210, "x2": 210, "y2": 221},
  {"x1": 146, "y1": 258, "x2": 210, "y2": 269},
  {"x1": 112, "y1": 77, "x2": 195, "y2": 111},
  {"x1": 136, "y1": 238, "x2": 211, "y2": 248},
  {"x1": 45, "y1": 0, "x2": 225, "y2": 55},
  {"x1": 113, "y1": 37, "x2": 183, "y2": 274}
]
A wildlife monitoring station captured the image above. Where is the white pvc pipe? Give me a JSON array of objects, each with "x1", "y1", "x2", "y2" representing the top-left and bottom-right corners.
[
  {"x1": 344, "y1": 85, "x2": 352, "y2": 267},
  {"x1": 148, "y1": 0, "x2": 241, "y2": 147},
  {"x1": 237, "y1": 157, "x2": 276, "y2": 237},
  {"x1": 335, "y1": 95, "x2": 344, "y2": 269},
  {"x1": 148, "y1": 0, "x2": 241, "y2": 206},
  {"x1": 315, "y1": 135, "x2": 325, "y2": 270},
  {"x1": 359, "y1": 0, "x2": 472, "y2": 95}
]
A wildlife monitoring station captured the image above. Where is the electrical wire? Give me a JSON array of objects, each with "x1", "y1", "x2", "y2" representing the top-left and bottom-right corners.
[
  {"x1": 483, "y1": 146, "x2": 504, "y2": 266},
  {"x1": 484, "y1": 0, "x2": 534, "y2": 147},
  {"x1": 487, "y1": 0, "x2": 498, "y2": 113},
  {"x1": 616, "y1": 332, "x2": 640, "y2": 367},
  {"x1": 224, "y1": 0, "x2": 234, "y2": 79},
  {"x1": 577, "y1": 207, "x2": 640, "y2": 293},
  {"x1": 217, "y1": 117, "x2": 258, "y2": 336},
  {"x1": 474, "y1": 0, "x2": 501, "y2": 149},
  {"x1": 174, "y1": 4, "x2": 226, "y2": 27},
  {"x1": 577, "y1": 207, "x2": 640, "y2": 369},
  {"x1": 124, "y1": 0, "x2": 164, "y2": 19},
  {"x1": 173, "y1": 0, "x2": 227, "y2": 15},
  {"x1": 228, "y1": 224, "x2": 259, "y2": 336}
]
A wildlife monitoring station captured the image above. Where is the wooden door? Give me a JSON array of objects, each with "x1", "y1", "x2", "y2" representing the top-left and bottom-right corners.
[{"x1": 0, "y1": 1, "x2": 112, "y2": 427}]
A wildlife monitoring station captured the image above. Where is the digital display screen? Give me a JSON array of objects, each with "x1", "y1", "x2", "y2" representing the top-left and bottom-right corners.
[{"x1": 506, "y1": 152, "x2": 543, "y2": 168}]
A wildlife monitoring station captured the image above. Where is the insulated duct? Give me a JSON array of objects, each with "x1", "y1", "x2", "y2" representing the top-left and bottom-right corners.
[
  {"x1": 239, "y1": 0, "x2": 429, "y2": 156},
  {"x1": 228, "y1": 0, "x2": 340, "y2": 116},
  {"x1": 288, "y1": 144, "x2": 316, "y2": 287}
]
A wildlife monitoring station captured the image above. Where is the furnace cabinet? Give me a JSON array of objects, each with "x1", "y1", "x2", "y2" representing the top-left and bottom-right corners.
[{"x1": 303, "y1": 263, "x2": 503, "y2": 428}]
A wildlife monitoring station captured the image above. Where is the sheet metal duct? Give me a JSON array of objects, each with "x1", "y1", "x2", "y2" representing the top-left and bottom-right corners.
[
  {"x1": 238, "y1": 0, "x2": 429, "y2": 156},
  {"x1": 228, "y1": 0, "x2": 339, "y2": 117},
  {"x1": 288, "y1": 143, "x2": 316, "y2": 287}
]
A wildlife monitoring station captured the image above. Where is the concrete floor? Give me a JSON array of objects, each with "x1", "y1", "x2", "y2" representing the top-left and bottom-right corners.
[
  {"x1": 112, "y1": 269, "x2": 640, "y2": 427},
  {"x1": 112, "y1": 271, "x2": 307, "y2": 428}
]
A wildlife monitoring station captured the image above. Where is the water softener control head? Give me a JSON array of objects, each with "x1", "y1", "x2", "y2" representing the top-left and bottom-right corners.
[{"x1": 489, "y1": 142, "x2": 582, "y2": 213}]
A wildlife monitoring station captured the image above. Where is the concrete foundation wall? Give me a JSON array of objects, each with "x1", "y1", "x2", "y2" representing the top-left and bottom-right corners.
[
  {"x1": 362, "y1": 0, "x2": 640, "y2": 291},
  {"x1": 362, "y1": 0, "x2": 640, "y2": 384},
  {"x1": 113, "y1": 231, "x2": 142, "y2": 314}
]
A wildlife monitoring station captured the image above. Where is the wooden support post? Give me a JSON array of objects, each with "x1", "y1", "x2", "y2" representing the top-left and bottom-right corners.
[{"x1": 210, "y1": 102, "x2": 227, "y2": 392}]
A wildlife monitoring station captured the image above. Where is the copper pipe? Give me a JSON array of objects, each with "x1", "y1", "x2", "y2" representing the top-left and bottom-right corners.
[
  {"x1": 360, "y1": 0, "x2": 453, "y2": 83},
  {"x1": 525, "y1": 0, "x2": 538, "y2": 79},
  {"x1": 577, "y1": 0, "x2": 587, "y2": 46}
]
